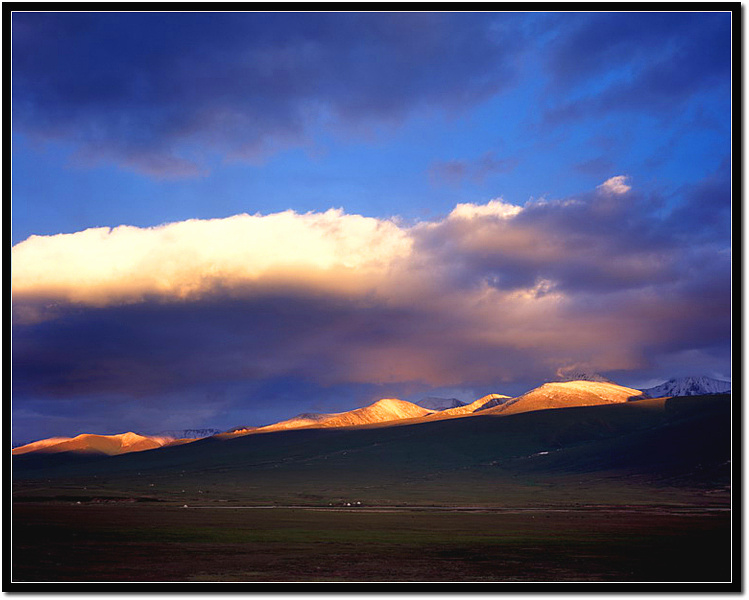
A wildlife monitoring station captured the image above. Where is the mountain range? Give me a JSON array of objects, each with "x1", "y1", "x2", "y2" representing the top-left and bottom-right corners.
[
  {"x1": 12, "y1": 389, "x2": 731, "y2": 512},
  {"x1": 12, "y1": 376, "x2": 730, "y2": 457}
]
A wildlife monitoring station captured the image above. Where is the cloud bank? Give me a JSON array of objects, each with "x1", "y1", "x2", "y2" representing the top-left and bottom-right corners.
[{"x1": 13, "y1": 176, "x2": 730, "y2": 415}]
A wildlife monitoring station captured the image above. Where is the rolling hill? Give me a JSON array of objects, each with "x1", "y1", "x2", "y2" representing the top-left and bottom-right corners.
[
  {"x1": 11, "y1": 432, "x2": 182, "y2": 456},
  {"x1": 226, "y1": 398, "x2": 435, "y2": 436},
  {"x1": 12, "y1": 392, "x2": 731, "y2": 508},
  {"x1": 482, "y1": 381, "x2": 645, "y2": 417}
]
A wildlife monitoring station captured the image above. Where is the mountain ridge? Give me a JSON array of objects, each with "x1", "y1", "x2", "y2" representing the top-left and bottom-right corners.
[
  {"x1": 12, "y1": 393, "x2": 731, "y2": 509},
  {"x1": 642, "y1": 376, "x2": 731, "y2": 398},
  {"x1": 15, "y1": 378, "x2": 723, "y2": 456},
  {"x1": 226, "y1": 398, "x2": 435, "y2": 437}
]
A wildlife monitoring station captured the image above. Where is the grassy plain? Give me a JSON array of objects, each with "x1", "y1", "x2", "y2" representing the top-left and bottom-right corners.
[
  {"x1": 12, "y1": 503, "x2": 730, "y2": 582},
  {"x1": 11, "y1": 394, "x2": 734, "y2": 584}
]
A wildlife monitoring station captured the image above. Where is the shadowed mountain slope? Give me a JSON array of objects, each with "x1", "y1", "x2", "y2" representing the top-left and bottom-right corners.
[{"x1": 13, "y1": 395, "x2": 730, "y2": 507}]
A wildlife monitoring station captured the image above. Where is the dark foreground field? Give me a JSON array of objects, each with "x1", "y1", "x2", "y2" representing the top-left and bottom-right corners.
[
  {"x1": 12, "y1": 503, "x2": 730, "y2": 583},
  {"x1": 11, "y1": 394, "x2": 735, "y2": 584}
]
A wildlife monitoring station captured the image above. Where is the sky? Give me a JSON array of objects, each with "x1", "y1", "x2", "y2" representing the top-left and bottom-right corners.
[{"x1": 11, "y1": 11, "x2": 733, "y2": 442}]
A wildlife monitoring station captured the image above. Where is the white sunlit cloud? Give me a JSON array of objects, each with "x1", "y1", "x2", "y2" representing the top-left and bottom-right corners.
[
  {"x1": 12, "y1": 198, "x2": 527, "y2": 312},
  {"x1": 448, "y1": 198, "x2": 523, "y2": 220},
  {"x1": 597, "y1": 175, "x2": 631, "y2": 195},
  {"x1": 11, "y1": 209, "x2": 413, "y2": 307}
]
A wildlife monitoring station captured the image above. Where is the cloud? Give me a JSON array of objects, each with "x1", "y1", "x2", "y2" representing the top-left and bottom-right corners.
[
  {"x1": 12, "y1": 209, "x2": 412, "y2": 308},
  {"x1": 664, "y1": 158, "x2": 731, "y2": 240},
  {"x1": 12, "y1": 173, "x2": 731, "y2": 419},
  {"x1": 12, "y1": 12, "x2": 525, "y2": 178},
  {"x1": 597, "y1": 175, "x2": 631, "y2": 195},
  {"x1": 447, "y1": 199, "x2": 523, "y2": 221},
  {"x1": 543, "y1": 12, "x2": 731, "y2": 123},
  {"x1": 573, "y1": 157, "x2": 615, "y2": 178},
  {"x1": 429, "y1": 152, "x2": 519, "y2": 186}
]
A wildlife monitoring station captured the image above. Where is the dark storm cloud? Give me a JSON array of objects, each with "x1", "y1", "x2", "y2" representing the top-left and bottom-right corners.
[
  {"x1": 12, "y1": 288, "x2": 546, "y2": 403},
  {"x1": 12, "y1": 294, "x2": 422, "y2": 398},
  {"x1": 12, "y1": 12, "x2": 523, "y2": 177}
]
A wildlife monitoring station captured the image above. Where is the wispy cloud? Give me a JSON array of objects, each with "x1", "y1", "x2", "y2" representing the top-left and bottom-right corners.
[
  {"x1": 429, "y1": 152, "x2": 519, "y2": 186},
  {"x1": 543, "y1": 12, "x2": 730, "y2": 123}
]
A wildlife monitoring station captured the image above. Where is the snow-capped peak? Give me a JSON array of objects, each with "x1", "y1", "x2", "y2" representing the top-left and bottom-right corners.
[{"x1": 642, "y1": 376, "x2": 731, "y2": 398}]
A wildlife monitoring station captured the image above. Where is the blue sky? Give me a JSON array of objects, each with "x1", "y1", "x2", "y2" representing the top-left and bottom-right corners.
[{"x1": 11, "y1": 11, "x2": 733, "y2": 441}]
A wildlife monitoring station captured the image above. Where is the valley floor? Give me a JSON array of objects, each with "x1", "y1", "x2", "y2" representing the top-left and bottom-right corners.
[{"x1": 11, "y1": 501, "x2": 732, "y2": 584}]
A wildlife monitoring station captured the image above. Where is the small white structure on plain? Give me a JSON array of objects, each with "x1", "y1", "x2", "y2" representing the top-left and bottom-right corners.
[{"x1": 183, "y1": 504, "x2": 188, "y2": 508}]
